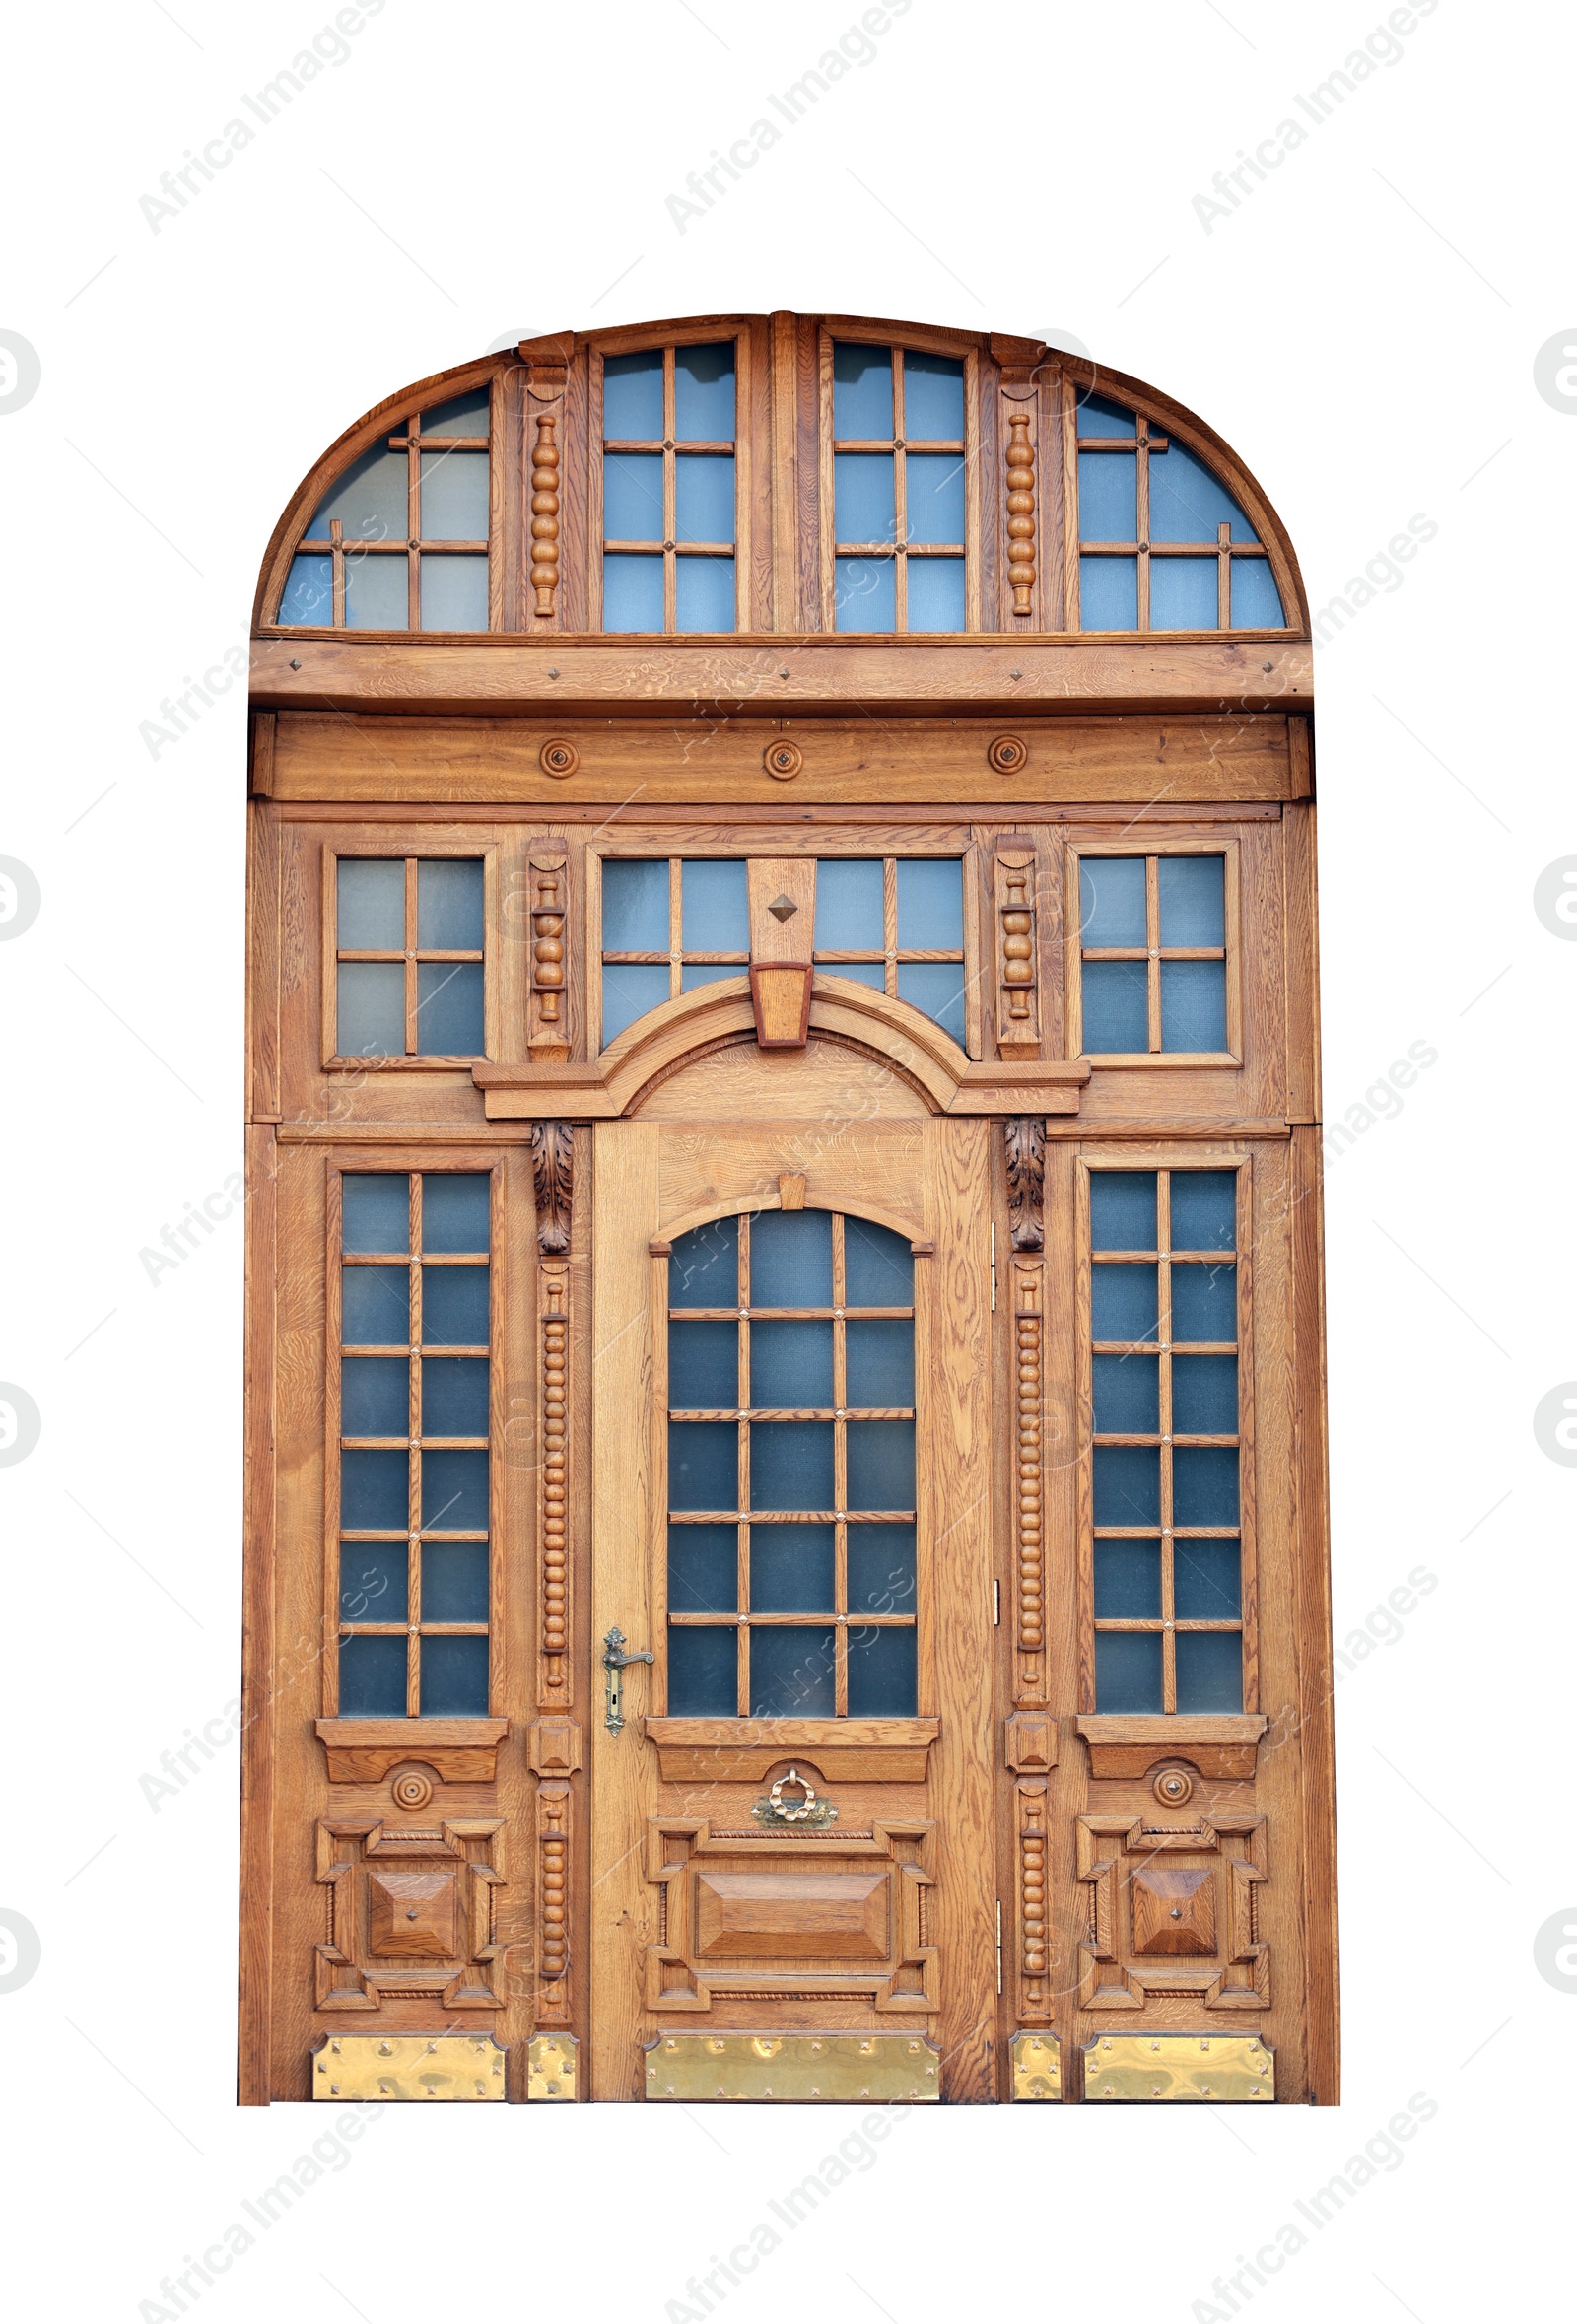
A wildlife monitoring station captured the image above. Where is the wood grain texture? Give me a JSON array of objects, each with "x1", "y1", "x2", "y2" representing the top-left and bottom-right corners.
[{"x1": 238, "y1": 1124, "x2": 277, "y2": 2102}]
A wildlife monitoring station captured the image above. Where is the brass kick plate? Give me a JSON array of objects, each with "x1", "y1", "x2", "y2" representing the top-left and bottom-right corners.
[
  {"x1": 1081, "y1": 2033, "x2": 1274, "y2": 2102},
  {"x1": 527, "y1": 2033, "x2": 579, "y2": 2101},
  {"x1": 1010, "y1": 2031, "x2": 1062, "y2": 2100},
  {"x1": 311, "y1": 2034, "x2": 507, "y2": 2101},
  {"x1": 645, "y1": 2032, "x2": 940, "y2": 2103}
]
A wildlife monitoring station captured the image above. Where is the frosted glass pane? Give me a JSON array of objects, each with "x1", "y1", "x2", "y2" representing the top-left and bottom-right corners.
[
  {"x1": 1149, "y1": 441, "x2": 1254, "y2": 543},
  {"x1": 675, "y1": 556, "x2": 734, "y2": 631},
  {"x1": 906, "y1": 557, "x2": 965, "y2": 631},
  {"x1": 339, "y1": 1635, "x2": 406, "y2": 1717},
  {"x1": 846, "y1": 1320, "x2": 914, "y2": 1406},
  {"x1": 280, "y1": 554, "x2": 332, "y2": 625},
  {"x1": 1150, "y1": 557, "x2": 1218, "y2": 629},
  {"x1": 602, "y1": 856, "x2": 670, "y2": 951},
  {"x1": 897, "y1": 858, "x2": 963, "y2": 948},
  {"x1": 1232, "y1": 558, "x2": 1285, "y2": 627},
  {"x1": 906, "y1": 453, "x2": 963, "y2": 543},
  {"x1": 419, "y1": 447, "x2": 488, "y2": 539},
  {"x1": 669, "y1": 1321, "x2": 739, "y2": 1409},
  {"x1": 1175, "y1": 1630, "x2": 1242, "y2": 1712},
  {"x1": 669, "y1": 1421, "x2": 737, "y2": 1511},
  {"x1": 1172, "y1": 1354, "x2": 1238, "y2": 1434},
  {"x1": 669, "y1": 1525, "x2": 737, "y2": 1614},
  {"x1": 420, "y1": 555, "x2": 488, "y2": 632},
  {"x1": 751, "y1": 1210, "x2": 832, "y2": 1307},
  {"x1": 833, "y1": 343, "x2": 892, "y2": 438},
  {"x1": 1159, "y1": 960, "x2": 1226, "y2": 1052},
  {"x1": 1095, "y1": 1631, "x2": 1162, "y2": 1713},
  {"x1": 1175, "y1": 1539, "x2": 1241, "y2": 1619},
  {"x1": 845, "y1": 1220, "x2": 912, "y2": 1307},
  {"x1": 1093, "y1": 1446, "x2": 1160, "y2": 1526},
  {"x1": 421, "y1": 1541, "x2": 489, "y2": 1621},
  {"x1": 751, "y1": 1626, "x2": 835, "y2": 1717},
  {"x1": 421, "y1": 1449, "x2": 488, "y2": 1531},
  {"x1": 1171, "y1": 1262, "x2": 1237, "y2": 1341},
  {"x1": 1158, "y1": 854, "x2": 1224, "y2": 945},
  {"x1": 1094, "y1": 1540, "x2": 1161, "y2": 1618},
  {"x1": 421, "y1": 1267, "x2": 488, "y2": 1345},
  {"x1": 897, "y1": 963, "x2": 966, "y2": 1044},
  {"x1": 835, "y1": 453, "x2": 895, "y2": 544},
  {"x1": 1090, "y1": 1173, "x2": 1156, "y2": 1252},
  {"x1": 421, "y1": 1355, "x2": 489, "y2": 1437},
  {"x1": 603, "y1": 553, "x2": 664, "y2": 631},
  {"x1": 750, "y1": 1321, "x2": 833, "y2": 1408},
  {"x1": 340, "y1": 1542, "x2": 406, "y2": 1624},
  {"x1": 902, "y1": 351, "x2": 964, "y2": 439},
  {"x1": 1091, "y1": 1263, "x2": 1158, "y2": 1343},
  {"x1": 422, "y1": 389, "x2": 490, "y2": 438},
  {"x1": 341, "y1": 1448, "x2": 407, "y2": 1530},
  {"x1": 308, "y1": 444, "x2": 407, "y2": 544},
  {"x1": 676, "y1": 454, "x2": 734, "y2": 542},
  {"x1": 668, "y1": 1625, "x2": 736, "y2": 1715},
  {"x1": 1173, "y1": 1447, "x2": 1239, "y2": 1527},
  {"x1": 603, "y1": 350, "x2": 662, "y2": 439},
  {"x1": 423, "y1": 1175, "x2": 490, "y2": 1253},
  {"x1": 1080, "y1": 855, "x2": 1146, "y2": 944},
  {"x1": 816, "y1": 858, "x2": 883, "y2": 950},
  {"x1": 1076, "y1": 395, "x2": 1134, "y2": 439},
  {"x1": 339, "y1": 858, "x2": 404, "y2": 950},
  {"x1": 847, "y1": 1419, "x2": 915, "y2": 1509},
  {"x1": 847, "y1": 1523, "x2": 916, "y2": 1616},
  {"x1": 675, "y1": 342, "x2": 735, "y2": 440},
  {"x1": 603, "y1": 453, "x2": 662, "y2": 542},
  {"x1": 601, "y1": 965, "x2": 668, "y2": 1042},
  {"x1": 751, "y1": 1523, "x2": 834, "y2": 1612},
  {"x1": 417, "y1": 858, "x2": 483, "y2": 950},
  {"x1": 420, "y1": 1635, "x2": 487, "y2": 1716},
  {"x1": 681, "y1": 860, "x2": 747, "y2": 951},
  {"x1": 1078, "y1": 449, "x2": 1136, "y2": 541},
  {"x1": 1079, "y1": 555, "x2": 1137, "y2": 629},
  {"x1": 342, "y1": 1177, "x2": 409, "y2": 1255},
  {"x1": 1092, "y1": 1351, "x2": 1159, "y2": 1434},
  {"x1": 847, "y1": 1626, "x2": 916, "y2": 1716},
  {"x1": 1080, "y1": 961, "x2": 1148, "y2": 1053},
  {"x1": 836, "y1": 555, "x2": 896, "y2": 631},
  {"x1": 342, "y1": 1356, "x2": 407, "y2": 1437},
  {"x1": 669, "y1": 1216, "x2": 738, "y2": 1309},
  {"x1": 750, "y1": 1421, "x2": 834, "y2": 1510},
  {"x1": 338, "y1": 963, "x2": 404, "y2": 1056},
  {"x1": 1170, "y1": 1173, "x2": 1237, "y2": 1253},
  {"x1": 342, "y1": 1265, "x2": 409, "y2": 1346},
  {"x1": 344, "y1": 553, "x2": 408, "y2": 629},
  {"x1": 415, "y1": 962, "x2": 484, "y2": 1054}
]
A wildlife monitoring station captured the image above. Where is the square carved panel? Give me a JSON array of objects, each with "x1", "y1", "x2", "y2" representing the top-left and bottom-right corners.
[
  {"x1": 315, "y1": 1818, "x2": 505, "y2": 2013},
  {"x1": 1076, "y1": 1814, "x2": 1268, "y2": 2013},
  {"x1": 366, "y1": 1868, "x2": 462, "y2": 1961}
]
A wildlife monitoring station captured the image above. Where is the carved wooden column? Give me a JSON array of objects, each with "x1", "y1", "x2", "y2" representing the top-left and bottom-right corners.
[
  {"x1": 1005, "y1": 1116, "x2": 1047, "y2": 1707},
  {"x1": 992, "y1": 333, "x2": 1046, "y2": 626},
  {"x1": 520, "y1": 333, "x2": 574, "y2": 627},
  {"x1": 526, "y1": 851, "x2": 571, "y2": 1063},
  {"x1": 995, "y1": 845, "x2": 1041, "y2": 1059},
  {"x1": 528, "y1": 1121, "x2": 580, "y2": 2076}
]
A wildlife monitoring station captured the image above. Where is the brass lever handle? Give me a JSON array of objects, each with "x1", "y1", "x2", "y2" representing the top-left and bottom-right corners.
[{"x1": 602, "y1": 1626, "x2": 654, "y2": 1735}]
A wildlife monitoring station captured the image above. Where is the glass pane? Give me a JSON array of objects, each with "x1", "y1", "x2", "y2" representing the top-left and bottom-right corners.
[
  {"x1": 422, "y1": 1266, "x2": 489, "y2": 1345},
  {"x1": 343, "y1": 552, "x2": 409, "y2": 629},
  {"x1": 339, "y1": 857, "x2": 404, "y2": 951},
  {"x1": 602, "y1": 856, "x2": 670, "y2": 952},
  {"x1": 1090, "y1": 1173, "x2": 1157, "y2": 1253},
  {"x1": 846, "y1": 1320, "x2": 914, "y2": 1407},
  {"x1": 343, "y1": 1176, "x2": 409, "y2": 1255},
  {"x1": 420, "y1": 554, "x2": 488, "y2": 632},
  {"x1": 847, "y1": 1522, "x2": 917, "y2": 1617},
  {"x1": 341, "y1": 1356, "x2": 407, "y2": 1438},
  {"x1": 897, "y1": 963, "x2": 966, "y2": 1044},
  {"x1": 750, "y1": 1321, "x2": 833, "y2": 1409},
  {"x1": 902, "y1": 351, "x2": 964, "y2": 439},
  {"x1": 416, "y1": 858, "x2": 483, "y2": 951},
  {"x1": 668, "y1": 1525, "x2": 737, "y2": 1614},
  {"x1": 846, "y1": 1420, "x2": 915, "y2": 1510},
  {"x1": 1079, "y1": 555, "x2": 1137, "y2": 629},
  {"x1": 669, "y1": 1216, "x2": 738, "y2": 1309},
  {"x1": 1175, "y1": 1539, "x2": 1242, "y2": 1620},
  {"x1": 1079, "y1": 856, "x2": 1146, "y2": 945},
  {"x1": 669, "y1": 1321, "x2": 739, "y2": 1409},
  {"x1": 601, "y1": 965, "x2": 669, "y2": 1043},
  {"x1": 669, "y1": 1421, "x2": 737, "y2": 1511},
  {"x1": 1095, "y1": 1630, "x2": 1163, "y2": 1712},
  {"x1": 422, "y1": 1449, "x2": 488, "y2": 1532},
  {"x1": 339, "y1": 1634, "x2": 407, "y2": 1717},
  {"x1": 823, "y1": 960, "x2": 887, "y2": 992},
  {"x1": 1077, "y1": 449, "x2": 1136, "y2": 541},
  {"x1": 1170, "y1": 1173, "x2": 1237, "y2": 1254},
  {"x1": 681, "y1": 858, "x2": 749, "y2": 953},
  {"x1": 835, "y1": 453, "x2": 896, "y2": 545},
  {"x1": 1172, "y1": 1355, "x2": 1238, "y2": 1436},
  {"x1": 423, "y1": 1174, "x2": 490, "y2": 1253},
  {"x1": 603, "y1": 452, "x2": 663, "y2": 542},
  {"x1": 422, "y1": 1356, "x2": 489, "y2": 1438},
  {"x1": 419, "y1": 447, "x2": 488, "y2": 540},
  {"x1": 342, "y1": 1264, "x2": 409, "y2": 1346},
  {"x1": 603, "y1": 553, "x2": 664, "y2": 630},
  {"x1": 847, "y1": 1625, "x2": 917, "y2": 1716},
  {"x1": 1159, "y1": 960, "x2": 1226, "y2": 1052},
  {"x1": 280, "y1": 553, "x2": 332, "y2": 625},
  {"x1": 835, "y1": 555, "x2": 896, "y2": 632},
  {"x1": 421, "y1": 1541, "x2": 489, "y2": 1621},
  {"x1": 1232, "y1": 558, "x2": 1284, "y2": 628},
  {"x1": 845, "y1": 1219, "x2": 913, "y2": 1307},
  {"x1": 340, "y1": 1542, "x2": 406, "y2": 1624},
  {"x1": 667, "y1": 1624, "x2": 737, "y2": 1715},
  {"x1": 676, "y1": 454, "x2": 734, "y2": 542},
  {"x1": 1149, "y1": 557, "x2": 1218, "y2": 630},
  {"x1": 1080, "y1": 961, "x2": 1148, "y2": 1054},
  {"x1": 816, "y1": 859, "x2": 884, "y2": 951},
  {"x1": 1173, "y1": 1447, "x2": 1239, "y2": 1527},
  {"x1": 896, "y1": 857, "x2": 963, "y2": 949},
  {"x1": 675, "y1": 555, "x2": 735, "y2": 631},
  {"x1": 337, "y1": 963, "x2": 404, "y2": 1056},
  {"x1": 675, "y1": 342, "x2": 735, "y2": 440},
  {"x1": 1093, "y1": 1445, "x2": 1160, "y2": 1526},
  {"x1": 602, "y1": 350, "x2": 662, "y2": 440},
  {"x1": 1149, "y1": 441, "x2": 1254, "y2": 544},
  {"x1": 751, "y1": 1210, "x2": 833, "y2": 1308},
  {"x1": 750, "y1": 1624, "x2": 836, "y2": 1718},
  {"x1": 341, "y1": 1449, "x2": 407, "y2": 1531},
  {"x1": 833, "y1": 343, "x2": 893, "y2": 438},
  {"x1": 751, "y1": 1522, "x2": 835, "y2": 1612},
  {"x1": 1175, "y1": 1629, "x2": 1243, "y2": 1712},
  {"x1": 906, "y1": 453, "x2": 964, "y2": 544},
  {"x1": 1159, "y1": 854, "x2": 1225, "y2": 947},
  {"x1": 680, "y1": 962, "x2": 741, "y2": 992},
  {"x1": 1092, "y1": 1351, "x2": 1159, "y2": 1435},
  {"x1": 420, "y1": 1634, "x2": 488, "y2": 1716},
  {"x1": 1171, "y1": 1262, "x2": 1236, "y2": 1341},
  {"x1": 1094, "y1": 1540, "x2": 1162, "y2": 1618},
  {"x1": 750, "y1": 1421, "x2": 834, "y2": 1511},
  {"x1": 421, "y1": 389, "x2": 490, "y2": 438},
  {"x1": 308, "y1": 444, "x2": 407, "y2": 545},
  {"x1": 415, "y1": 961, "x2": 484, "y2": 1054},
  {"x1": 1077, "y1": 395, "x2": 1135, "y2": 440},
  {"x1": 906, "y1": 556, "x2": 966, "y2": 631}
]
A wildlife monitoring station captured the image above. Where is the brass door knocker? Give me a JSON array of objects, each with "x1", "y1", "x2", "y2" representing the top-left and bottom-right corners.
[{"x1": 752, "y1": 1765, "x2": 838, "y2": 1828}]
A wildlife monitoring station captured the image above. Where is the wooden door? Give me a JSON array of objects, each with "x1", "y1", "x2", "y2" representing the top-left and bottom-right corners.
[{"x1": 586, "y1": 1116, "x2": 997, "y2": 2102}]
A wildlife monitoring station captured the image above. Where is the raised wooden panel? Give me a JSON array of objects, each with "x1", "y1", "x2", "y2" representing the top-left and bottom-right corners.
[
  {"x1": 314, "y1": 1819, "x2": 506, "y2": 2013},
  {"x1": 1076, "y1": 1813, "x2": 1268, "y2": 2015},
  {"x1": 693, "y1": 1868, "x2": 890, "y2": 1961}
]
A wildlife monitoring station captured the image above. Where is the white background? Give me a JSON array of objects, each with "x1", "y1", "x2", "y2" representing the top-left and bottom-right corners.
[{"x1": 0, "y1": 2, "x2": 1569, "y2": 2317}]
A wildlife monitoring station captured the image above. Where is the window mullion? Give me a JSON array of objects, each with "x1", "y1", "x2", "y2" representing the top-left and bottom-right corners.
[
  {"x1": 404, "y1": 857, "x2": 419, "y2": 1055},
  {"x1": 1145, "y1": 854, "x2": 1162, "y2": 1053}
]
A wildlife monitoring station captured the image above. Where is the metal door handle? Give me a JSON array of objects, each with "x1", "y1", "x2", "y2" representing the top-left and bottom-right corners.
[{"x1": 602, "y1": 1626, "x2": 654, "y2": 1735}]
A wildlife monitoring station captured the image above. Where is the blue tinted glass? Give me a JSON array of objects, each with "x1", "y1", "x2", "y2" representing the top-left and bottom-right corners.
[
  {"x1": 836, "y1": 555, "x2": 896, "y2": 632},
  {"x1": 668, "y1": 1525, "x2": 738, "y2": 1614},
  {"x1": 675, "y1": 454, "x2": 734, "y2": 542},
  {"x1": 816, "y1": 859, "x2": 884, "y2": 951},
  {"x1": 1175, "y1": 1629, "x2": 1242, "y2": 1712},
  {"x1": 419, "y1": 447, "x2": 488, "y2": 540},
  {"x1": 340, "y1": 1542, "x2": 406, "y2": 1623},
  {"x1": 1170, "y1": 1173, "x2": 1237, "y2": 1253},
  {"x1": 680, "y1": 962, "x2": 740, "y2": 993},
  {"x1": 342, "y1": 1357, "x2": 407, "y2": 1438},
  {"x1": 1232, "y1": 557, "x2": 1284, "y2": 627},
  {"x1": 1095, "y1": 1631, "x2": 1163, "y2": 1712},
  {"x1": 602, "y1": 857, "x2": 670, "y2": 952},
  {"x1": 337, "y1": 963, "x2": 404, "y2": 1056},
  {"x1": 1081, "y1": 962, "x2": 1148, "y2": 1053},
  {"x1": 1093, "y1": 1540, "x2": 1161, "y2": 1618},
  {"x1": 1093, "y1": 1445, "x2": 1160, "y2": 1526},
  {"x1": 750, "y1": 1321, "x2": 833, "y2": 1409},
  {"x1": 417, "y1": 858, "x2": 483, "y2": 950},
  {"x1": 750, "y1": 1421, "x2": 834, "y2": 1510},
  {"x1": 751, "y1": 1210, "x2": 833, "y2": 1307},
  {"x1": 847, "y1": 1420, "x2": 915, "y2": 1509},
  {"x1": 601, "y1": 966, "x2": 668, "y2": 1042},
  {"x1": 1090, "y1": 1174, "x2": 1157, "y2": 1253},
  {"x1": 343, "y1": 1177, "x2": 409, "y2": 1255},
  {"x1": 669, "y1": 1421, "x2": 738, "y2": 1511},
  {"x1": 415, "y1": 961, "x2": 484, "y2": 1053},
  {"x1": 1172, "y1": 1355, "x2": 1238, "y2": 1436},
  {"x1": 751, "y1": 1625, "x2": 836, "y2": 1717},
  {"x1": 1171, "y1": 1263, "x2": 1236, "y2": 1341},
  {"x1": 1150, "y1": 557, "x2": 1218, "y2": 629},
  {"x1": 1160, "y1": 961, "x2": 1226, "y2": 1051},
  {"x1": 343, "y1": 552, "x2": 408, "y2": 629},
  {"x1": 422, "y1": 389, "x2": 490, "y2": 438},
  {"x1": 1173, "y1": 1447, "x2": 1239, "y2": 1527},
  {"x1": 341, "y1": 1449, "x2": 407, "y2": 1531},
  {"x1": 682, "y1": 859, "x2": 749, "y2": 952},
  {"x1": 846, "y1": 1320, "x2": 914, "y2": 1406},
  {"x1": 845, "y1": 1220, "x2": 913, "y2": 1307},
  {"x1": 1092, "y1": 1351, "x2": 1159, "y2": 1434},
  {"x1": 309, "y1": 444, "x2": 407, "y2": 544},
  {"x1": 1078, "y1": 449, "x2": 1136, "y2": 541},
  {"x1": 602, "y1": 351, "x2": 662, "y2": 440},
  {"x1": 1158, "y1": 855, "x2": 1225, "y2": 945},
  {"x1": 422, "y1": 1266, "x2": 488, "y2": 1345},
  {"x1": 669, "y1": 1216, "x2": 738, "y2": 1308},
  {"x1": 674, "y1": 342, "x2": 735, "y2": 440},
  {"x1": 897, "y1": 963, "x2": 966, "y2": 1043},
  {"x1": 906, "y1": 556, "x2": 966, "y2": 631},
  {"x1": 1175, "y1": 1539, "x2": 1242, "y2": 1620},
  {"x1": 1076, "y1": 396, "x2": 1135, "y2": 440},
  {"x1": 669, "y1": 1321, "x2": 739, "y2": 1409},
  {"x1": 906, "y1": 454, "x2": 964, "y2": 544},
  {"x1": 342, "y1": 1265, "x2": 409, "y2": 1346},
  {"x1": 897, "y1": 858, "x2": 963, "y2": 949},
  {"x1": 420, "y1": 1634, "x2": 488, "y2": 1715},
  {"x1": 1149, "y1": 441, "x2": 1255, "y2": 544},
  {"x1": 847, "y1": 1625, "x2": 917, "y2": 1716},
  {"x1": 835, "y1": 453, "x2": 896, "y2": 544},
  {"x1": 751, "y1": 1522, "x2": 835, "y2": 1612},
  {"x1": 824, "y1": 960, "x2": 887, "y2": 991},
  {"x1": 603, "y1": 553, "x2": 664, "y2": 630},
  {"x1": 422, "y1": 1450, "x2": 488, "y2": 1532},
  {"x1": 338, "y1": 1634, "x2": 407, "y2": 1716},
  {"x1": 603, "y1": 453, "x2": 662, "y2": 542},
  {"x1": 1079, "y1": 856, "x2": 1146, "y2": 945},
  {"x1": 847, "y1": 1523, "x2": 917, "y2": 1615},
  {"x1": 421, "y1": 1541, "x2": 489, "y2": 1621},
  {"x1": 902, "y1": 351, "x2": 964, "y2": 439},
  {"x1": 668, "y1": 1623, "x2": 737, "y2": 1714},
  {"x1": 332, "y1": 850, "x2": 398, "y2": 942},
  {"x1": 1079, "y1": 555, "x2": 1137, "y2": 629},
  {"x1": 833, "y1": 343, "x2": 893, "y2": 438},
  {"x1": 675, "y1": 556, "x2": 735, "y2": 631},
  {"x1": 420, "y1": 554, "x2": 488, "y2": 632},
  {"x1": 422, "y1": 1356, "x2": 489, "y2": 1438},
  {"x1": 280, "y1": 554, "x2": 332, "y2": 624},
  {"x1": 423, "y1": 1175, "x2": 490, "y2": 1253}
]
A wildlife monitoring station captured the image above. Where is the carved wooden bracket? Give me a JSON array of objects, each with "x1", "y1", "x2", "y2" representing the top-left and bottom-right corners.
[
  {"x1": 1005, "y1": 1116, "x2": 1045, "y2": 1250},
  {"x1": 530, "y1": 1121, "x2": 574, "y2": 1254},
  {"x1": 747, "y1": 857, "x2": 816, "y2": 1049}
]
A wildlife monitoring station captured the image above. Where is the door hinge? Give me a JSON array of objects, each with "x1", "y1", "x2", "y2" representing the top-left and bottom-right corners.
[
  {"x1": 995, "y1": 1898, "x2": 1003, "y2": 1996},
  {"x1": 990, "y1": 1220, "x2": 997, "y2": 1312},
  {"x1": 994, "y1": 1578, "x2": 1000, "y2": 1627}
]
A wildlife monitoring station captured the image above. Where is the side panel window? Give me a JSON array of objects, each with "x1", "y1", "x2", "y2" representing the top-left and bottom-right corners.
[
  {"x1": 1074, "y1": 850, "x2": 1233, "y2": 1059},
  {"x1": 335, "y1": 855, "x2": 487, "y2": 1059}
]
